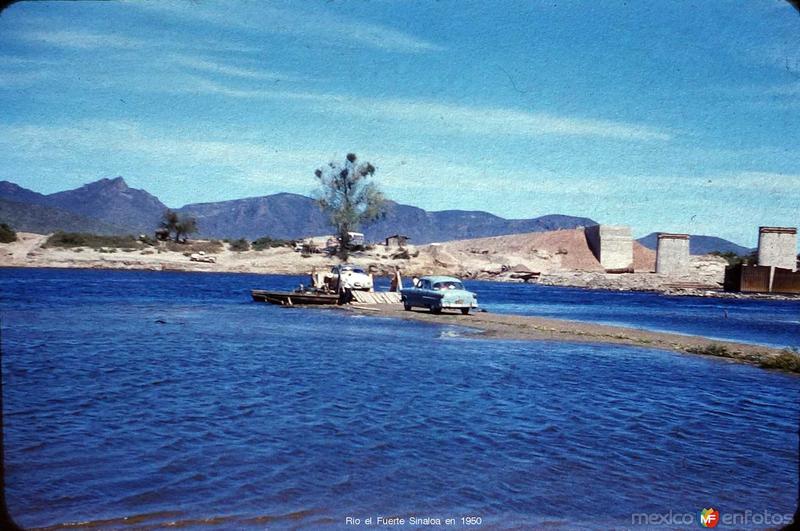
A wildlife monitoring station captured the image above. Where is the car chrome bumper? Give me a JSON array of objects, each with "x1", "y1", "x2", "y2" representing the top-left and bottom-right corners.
[{"x1": 441, "y1": 302, "x2": 478, "y2": 308}]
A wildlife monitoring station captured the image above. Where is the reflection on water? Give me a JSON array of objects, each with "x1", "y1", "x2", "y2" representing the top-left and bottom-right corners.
[{"x1": 1, "y1": 269, "x2": 798, "y2": 529}]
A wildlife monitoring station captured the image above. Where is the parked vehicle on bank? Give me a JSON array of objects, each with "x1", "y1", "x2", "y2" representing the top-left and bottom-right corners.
[
  {"x1": 401, "y1": 275, "x2": 478, "y2": 314},
  {"x1": 189, "y1": 252, "x2": 216, "y2": 263},
  {"x1": 325, "y1": 264, "x2": 374, "y2": 292}
]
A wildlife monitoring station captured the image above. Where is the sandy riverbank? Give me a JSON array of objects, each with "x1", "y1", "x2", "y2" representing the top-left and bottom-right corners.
[
  {"x1": 3, "y1": 232, "x2": 798, "y2": 301},
  {"x1": 347, "y1": 303, "x2": 800, "y2": 373},
  {"x1": 1, "y1": 230, "x2": 729, "y2": 289}
]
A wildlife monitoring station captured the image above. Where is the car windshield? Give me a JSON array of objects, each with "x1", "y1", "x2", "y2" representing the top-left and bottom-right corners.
[
  {"x1": 339, "y1": 266, "x2": 365, "y2": 273},
  {"x1": 433, "y1": 281, "x2": 463, "y2": 290}
]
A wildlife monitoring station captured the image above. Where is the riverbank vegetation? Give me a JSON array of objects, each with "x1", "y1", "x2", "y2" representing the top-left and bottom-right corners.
[
  {"x1": 710, "y1": 250, "x2": 758, "y2": 266},
  {"x1": 760, "y1": 349, "x2": 800, "y2": 373},
  {"x1": 229, "y1": 237, "x2": 295, "y2": 252},
  {"x1": 41, "y1": 231, "x2": 295, "y2": 256},
  {"x1": 0, "y1": 223, "x2": 17, "y2": 243},
  {"x1": 252, "y1": 236, "x2": 293, "y2": 250},
  {"x1": 228, "y1": 238, "x2": 250, "y2": 252},
  {"x1": 685, "y1": 343, "x2": 800, "y2": 373},
  {"x1": 159, "y1": 210, "x2": 198, "y2": 242},
  {"x1": 165, "y1": 239, "x2": 224, "y2": 254},
  {"x1": 44, "y1": 232, "x2": 148, "y2": 249}
]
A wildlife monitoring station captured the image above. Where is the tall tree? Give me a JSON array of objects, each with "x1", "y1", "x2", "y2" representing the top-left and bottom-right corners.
[
  {"x1": 175, "y1": 216, "x2": 198, "y2": 242},
  {"x1": 160, "y1": 209, "x2": 198, "y2": 242},
  {"x1": 160, "y1": 210, "x2": 179, "y2": 240},
  {"x1": 314, "y1": 153, "x2": 385, "y2": 260}
]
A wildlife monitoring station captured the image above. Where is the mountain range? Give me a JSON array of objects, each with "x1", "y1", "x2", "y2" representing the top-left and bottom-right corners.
[
  {"x1": 0, "y1": 177, "x2": 598, "y2": 244},
  {"x1": 0, "y1": 177, "x2": 752, "y2": 253}
]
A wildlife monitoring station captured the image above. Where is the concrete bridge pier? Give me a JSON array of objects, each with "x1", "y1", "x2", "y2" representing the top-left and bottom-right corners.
[
  {"x1": 656, "y1": 233, "x2": 690, "y2": 275},
  {"x1": 758, "y1": 226, "x2": 797, "y2": 272}
]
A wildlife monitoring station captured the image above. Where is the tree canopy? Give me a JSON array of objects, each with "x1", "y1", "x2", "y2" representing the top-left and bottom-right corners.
[
  {"x1": 160, "y1": 209, "x2": 198, "y2": 242},
  {"x1": 0, "y1": 222, "x2": 17, "y2": 243},
  {"x1": 313, "y1": 153, "x2": 385, "y2": 259}
]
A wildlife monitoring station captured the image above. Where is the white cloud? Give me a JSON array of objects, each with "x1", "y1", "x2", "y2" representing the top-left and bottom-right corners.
[
  {"x1": 182, "y1": 78, "x2": 671, "y2": 141},
  {"x1": 16, "y1": 29, "x2": 148, "y2": 50},
  {"x1": 0, "y1": 70, "x2": 53, "y2": 87},
  {"x1": 698, "y1": 171, "x2": 800, "y2": 194},
  {"x1": 169, "y1": 55, "x2": 306, "y2": 82},
  {"x1": 765, "y1": 83, "x2": 800, "y2": 96},
  {"x1": 126, "y1": 1, "x2": 443, "y2": 54},
  {"x1": 0, "y1": 121, "x2": 327, "y2": 191},
  {"x1": 11, "y1": 28, "x2": 261, "y2": 54},
  {"x1": 348, "y1": 99, "x2": 671, "y2": 141},
  {"x1": 0, "y1": 54, "x2": 58, "y2": 67},
  {"x1": 0, "y1": 119, "x2": 613, "y2": 199}
]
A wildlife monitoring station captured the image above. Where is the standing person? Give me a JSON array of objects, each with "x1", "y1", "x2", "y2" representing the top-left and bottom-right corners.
[
  {"x1": 337, "y1": 267, "x2": 353, "y2": 304},
  {"x1": 390, "y1": 267, "x2": 403, "y2": 292}
]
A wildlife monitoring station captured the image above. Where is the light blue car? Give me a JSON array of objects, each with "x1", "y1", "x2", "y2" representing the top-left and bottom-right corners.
[{"x1": 401, "y1": 275, "x2": 478, "y2": 315}]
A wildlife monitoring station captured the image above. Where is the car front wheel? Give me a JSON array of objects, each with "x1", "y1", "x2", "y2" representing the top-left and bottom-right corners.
[
  {"x1": 461, "y1": 308, "x2": 470, "y2": 315},
  {"x1": 431, "y1": 306, "x2": 442, "y2": 315},
  {"x1": 404, "y1": 303, "x2": 411, "y2": 311}
]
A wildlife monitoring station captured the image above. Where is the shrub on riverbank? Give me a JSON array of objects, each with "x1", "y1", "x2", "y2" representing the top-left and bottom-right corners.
[
  {"x1": 166, "y1": 239, "x2": 224, "y2": 254},
  {"x1": 229, "y1": 238, "x2": 250, "y2": 252},
  {"x1": 687, "y1": 343, "x2": 800, "y2": 373},
  {"x1": 760, "y1": 349, "x2": 800, "y2": 373},
  {"x1": 0, "y1": 223, "x2": 17, "y2": 243},
  {"x1": 685, "y1": 343, "x2": 732, "y2": 358},
  {"x1": 44, "y1": 232, "x2": 144, "y2": 249},
  {"x1": 252, "y1": 236, "x2": 292, "y2": 251},
  {"x1": 711, "y1": 250, "x2": 758, "y2": 267}
]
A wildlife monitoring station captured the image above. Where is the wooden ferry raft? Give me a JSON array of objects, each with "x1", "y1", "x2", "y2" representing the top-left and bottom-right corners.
[
  {"x1": 251, "y1": 289, "x2": 339, "y2": 306},
  {"x1": 250, "y1": 288, "x2": 402, "y2": 306},
  {"x1": 251, "y1": 268, "x2": 404, "y2": 306}
]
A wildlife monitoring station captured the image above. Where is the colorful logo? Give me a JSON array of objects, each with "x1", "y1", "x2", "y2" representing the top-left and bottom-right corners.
[{"x1": 699, "y1": 508, "x2": 720, "y2": 528}]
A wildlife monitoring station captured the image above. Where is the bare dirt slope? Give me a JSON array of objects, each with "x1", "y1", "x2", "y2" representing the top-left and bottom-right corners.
[{"x1": 427, "y1": 228, "x2": 656, "y2": 273}]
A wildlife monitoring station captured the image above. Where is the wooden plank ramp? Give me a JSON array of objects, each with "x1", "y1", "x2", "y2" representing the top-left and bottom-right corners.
[{"x1": 351, "y1": 291, "x2": 402, "y2": 304}]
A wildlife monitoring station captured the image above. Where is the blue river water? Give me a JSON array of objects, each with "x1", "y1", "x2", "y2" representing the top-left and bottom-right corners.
[
  {"x1": 1, "y1": 268, "x2": 798, "y2": 529},
  {"x1": 468, "y1": 281, "x2": 800, "y2": 349}
]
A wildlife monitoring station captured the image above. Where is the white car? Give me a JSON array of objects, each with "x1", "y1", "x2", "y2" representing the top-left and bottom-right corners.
[
  {"x1": 189, "y1": 252, "x2": 216, "y2": 263},
  {"x1": 327, "y1": 264, "x2": 373, "y2": 291}
]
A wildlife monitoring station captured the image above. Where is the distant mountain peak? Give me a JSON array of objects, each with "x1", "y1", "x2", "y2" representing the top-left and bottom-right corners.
[
  {"x1": 87, "y1": 176, "x2": 129, "y2": 191},
  {"x1": 35, "y1": 177, "x2": 167, "y2": 232}
]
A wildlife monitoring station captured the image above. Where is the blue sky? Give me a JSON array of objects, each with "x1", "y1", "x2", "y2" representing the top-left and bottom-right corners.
[{"x1": 1, "y1": 0, "x2": 799, "y2": 246}]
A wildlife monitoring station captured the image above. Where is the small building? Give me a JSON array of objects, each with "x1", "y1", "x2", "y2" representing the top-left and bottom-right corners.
[
  {"x1": 656, "y1": 233, "x2": 690, "y2": 275},
  {"x1": 385, "y1": 234, "x2": 410, "y2": 248},
  {"x1": 348, "y1": 232, "x2": 365, "y2": 247},
  {"x1": 758, "y1": 226, "x2": 797, "y2": 272},
  {"x1": 585, "y1": 225, "x2": 634, "y2": 272}
]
